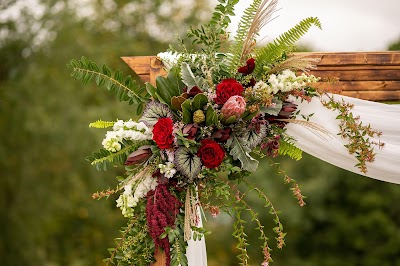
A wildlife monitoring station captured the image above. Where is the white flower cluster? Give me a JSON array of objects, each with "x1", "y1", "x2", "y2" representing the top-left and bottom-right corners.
[
  {"x1": 102, "y1": 120, "x2": 152, "y2": 152},
  {"x1": 116, "y1": 176, "x2": 158, "y2": 217},
  {"x1": 159, "y1": 162, "x2": 177, "y2": 178},
  {"x1": 254, "y1": 70, "x2": 319, "y2": 95}
]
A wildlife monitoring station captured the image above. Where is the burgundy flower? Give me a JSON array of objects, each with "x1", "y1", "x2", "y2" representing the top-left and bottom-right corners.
[
  {"x1": 278, "y1": 102, "x2": 297, "y2": 117},
  {"x1": 182, "y1": 123, "x2": 199, "y2": 140},
  {"x1": 197, "y1": 139, "x2": 225, "y2": 168},
  {"x1": 187, "y1": 86, "x2": 202, "y2": 97},
  {"x1": 212, "y1": 128, "x2": 232, "y2": 142},
  {"x1": 152, "y1": 117, "x2": 174, "y2": 149},
  {"x1": 146, "y1": 183, "x2": 181, "y2": 266},
  {"x1": 238, "y1": 58, "x2": 256, "y2": 75},
  {"x1": 214, "y1": 79, "x2": 244, "y2": 105},
  {"x1": 261, "y1": 136, "x2": 281, "y2": 158},
  {"x1": 124, "y1": 145, "x2": 152, "y2": 165}
]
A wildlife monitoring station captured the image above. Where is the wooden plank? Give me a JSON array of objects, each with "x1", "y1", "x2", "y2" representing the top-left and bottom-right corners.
[
  {"x1": 138, "y1": 74, "x2": 150, "y2": 83},
  {"x1": 122, "y1": 53, "x2": 400, "y2": 102},
  {"x1": 341, "y1": 90, "x2": 400, "y2": 101},
  {"x1": 299, "y1": 52, "x2": 400, "y2": 66},
  {"x1": 315, "y1": 65, "x2": 400, "y2": 71},
  {"x1": 310, "y1": 70, "x2": 400, "y2": 81},
  {"x1": 121, "y1": 56, "x2": 152, "y2": 75},
  {"x1": 315, "y1": 81, "x2": 400, "y2": 91}
]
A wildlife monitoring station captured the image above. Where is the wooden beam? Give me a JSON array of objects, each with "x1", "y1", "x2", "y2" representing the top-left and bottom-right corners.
[{"x1": 122, "y1": 52, "x2": 400, "y2": 102}]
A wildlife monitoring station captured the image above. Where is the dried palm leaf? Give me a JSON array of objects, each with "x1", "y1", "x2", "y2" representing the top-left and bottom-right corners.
[
  {"x1": 240, "y1": 0, "x2": 279, "y2": 63},
  {"x1": 268, "y1": 54, "x2": 320, "y2": 74}
]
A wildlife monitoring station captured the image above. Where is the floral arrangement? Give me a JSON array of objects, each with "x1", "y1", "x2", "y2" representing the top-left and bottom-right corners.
[{"x1": 67, "y1": 0, "x2": 383, "y2": 265}]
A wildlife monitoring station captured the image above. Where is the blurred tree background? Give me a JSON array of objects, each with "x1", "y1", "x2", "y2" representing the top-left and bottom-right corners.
[{"x1": 1, "y1": 1, "x2": 399, "y2": 265}]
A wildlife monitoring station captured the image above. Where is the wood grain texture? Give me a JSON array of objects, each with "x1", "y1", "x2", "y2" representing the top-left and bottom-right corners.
[
  {"x1": 122, "y1": 52, "x2": 400, "y2": 101},
  {"x1": 150, "y1": 248, "x2": 167, "y2": 266}
]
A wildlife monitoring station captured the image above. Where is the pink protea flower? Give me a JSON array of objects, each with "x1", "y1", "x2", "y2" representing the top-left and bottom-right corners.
[{"x1": 220, "y1": 95, "x2": 246, "y2": 120}]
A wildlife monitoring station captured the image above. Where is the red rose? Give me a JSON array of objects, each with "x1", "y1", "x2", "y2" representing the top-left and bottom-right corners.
[
  {"x1": 238, "y1": 58, "x2": 256, "y2": 75},
  {"x1": 197, "y1": 139, "x2": 225, "y2": 168},
  {"x1": 215, "y1": 79, "x2": 244, "y2": 105},
  {"x1": 152, "y1": 117, "x2": 174, "y2": 149}
]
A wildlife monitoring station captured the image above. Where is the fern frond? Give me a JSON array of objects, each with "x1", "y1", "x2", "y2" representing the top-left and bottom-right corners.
[
  {"x1": 67, "y1": 57, "x2": 150, "y2": 115},
  {"x1": 268, "y1": 54, "x2": 320, "y2": 74},
  {"x1": 86, "y1": 140, "x2": 152, "y2": 171},
  {"x1": 278, "y1": 140, "x2": 303, "y2": 161},
  {"x1": 253, "y1": 17, "x2": 322, "y2": 77},
  {"x1": 89, "y1": 119, "x2": 115, "y2": 128},
  {"x1": 227, "y1": 0, "x2": 278, "y2": 73}
]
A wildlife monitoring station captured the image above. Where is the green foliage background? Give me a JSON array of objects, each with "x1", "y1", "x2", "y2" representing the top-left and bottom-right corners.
[{"x1": 1, "y1": 1, "x2": 399, "y2": 265}]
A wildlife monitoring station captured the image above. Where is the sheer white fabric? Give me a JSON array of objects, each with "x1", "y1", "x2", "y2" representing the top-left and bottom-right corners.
[
  {"x1": 186, "y1": 216, "x2": 207, "y2": 266},
  {"x1": 286, "y1": 94, "x2": 400, "y2": 184}
]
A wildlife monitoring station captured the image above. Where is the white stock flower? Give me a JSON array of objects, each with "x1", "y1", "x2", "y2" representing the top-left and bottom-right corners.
[
  {"x1": 102, "y1": 120, "x2": 152, "y2": 152},
  {"x1": 159, "y1": 162, "x2": 177, "y2": 178}
]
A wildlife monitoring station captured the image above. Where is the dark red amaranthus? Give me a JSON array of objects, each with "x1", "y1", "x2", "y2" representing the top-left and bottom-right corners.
[{"x1": 146, "y1": 180, "x2": 181, "y2": 266}]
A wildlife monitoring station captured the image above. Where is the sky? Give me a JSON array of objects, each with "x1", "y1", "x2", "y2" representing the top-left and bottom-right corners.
[
  {"x1": 1, "y1": 0, "x2": 399, "y2": 52},
  {"x1": 230, "y1": 0, "x2": 400, "y2": 51}
]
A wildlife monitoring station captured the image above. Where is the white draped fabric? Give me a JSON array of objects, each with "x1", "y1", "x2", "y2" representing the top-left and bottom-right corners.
[
  {"x1": 186, "y1": 94, "x2": 400, "y2": 266},
  {"x1": 157, "y1": 53, "x2": 400, "y2": 265},
  {"x1": 286, "y1": 94, "x2": 400, "y2": 184}
]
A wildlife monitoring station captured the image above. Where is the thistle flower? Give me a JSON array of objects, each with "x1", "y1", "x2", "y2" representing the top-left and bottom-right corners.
[{"x1": 220, "y1": 95, "x2": 246, "y2": 120}]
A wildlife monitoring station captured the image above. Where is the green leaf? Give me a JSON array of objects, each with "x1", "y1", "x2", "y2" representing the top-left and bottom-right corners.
[
  {"x1": 227, "y1": 134, "x2": 258, "y2": 172},
  {"x1": 174, "y1": 147, "x2": 202, "y2": 181},
  {"x1": 180, "y1": 62, "x2": 208, "y2": 90},
  {"x1": 192, "y1": 93, "x2": 208, "y2": 111},
  {"x1": 181, "y1": 99, "x2": 193, "y2": 124},
  {"x1": 206, "y1": 106, "x2": 218, "y2": 126},
  {"x1": 139, "y1": 101, "x2": 173, "y2": 126},
  {"x1": 171, "y1": 95, "x2": 187, "y2": 111},
  {"x1": 146, "y1": 83, "x2": 158, "y2": 100},
  {"x1": 155, "y1": 66, "x2": 183, "y2": 108},
  {"x1": 260, "y1": 98, "x2": 283, "y2": 116}
]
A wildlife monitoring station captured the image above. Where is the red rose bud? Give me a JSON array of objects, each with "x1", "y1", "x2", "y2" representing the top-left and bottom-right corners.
[
  {"x1": 152, "y1": 117, "x2": 174, "y2": 149},
  {"x1": 182, "y1": 123, "x2": 198, "y2": 140},
  {"x1": 221, "y1": 95, "x2": 246, "y2": 120},
  {"x1": 238, "y1": 58, "x2": 256, "y2": 75},
  {"x1": 197, "y1": 139, "x2": 225, "y2": 168},
  {"x1": 215, "y1": 79, "x2": 244, "y2": 105},
  {"x1": 212, "y1": 128, "x2": 232, "y2": 142},
  {"x1": 124, "y1": 145, "x2": 153, "y2": 165}
]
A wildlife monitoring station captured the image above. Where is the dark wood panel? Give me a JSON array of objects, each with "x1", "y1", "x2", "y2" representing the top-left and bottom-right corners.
[
  {"x1": 341, "y1": 90, "x2": 400, "y2": 101},
  {"x1": 315, "y1": 81, "x2": 400, "y2": 91},
  {"x1": 299, "y1": 52, "x2": 400, "y2": 66},
  {"x1": 311, "y1": 70, "x2": 400, "y2": 81}
]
